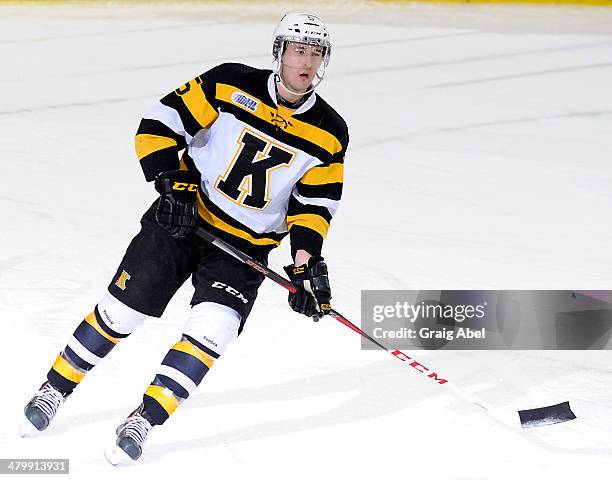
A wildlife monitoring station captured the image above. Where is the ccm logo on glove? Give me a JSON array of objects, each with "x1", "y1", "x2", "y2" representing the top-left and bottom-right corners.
[{"x1": 172, "y1": 182, "x2": 198, "y2": 192}]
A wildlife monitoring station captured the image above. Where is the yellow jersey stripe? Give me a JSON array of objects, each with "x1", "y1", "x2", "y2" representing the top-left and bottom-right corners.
[
  {"x1": 135, "y1": 134, "x2": 178, "y2": 161},
  {"x1": 145, "y1": 385, "x2": 180, "y2": 415},
  {"x1": 300, "y1": 163, "x2": 344, "y2": 186},
  {"x1": 216, "y1": 83, "x2": 343, "y2": 156},
  {"x1": 180, "y1": 79, "x2": 219, "y2": 129},
  {"x1": 197, "y1": 194, "x2": 281, "y2": 246},
  {"x1": 171, "y1": 340, "x2": 216, "y2": 369},
  {"x1": 84, "y1": 312, "x2": 119, "y2": 344},
  {"x1": 52, "y1": 354, "x2": 86, "y2": 383},
  {"x1": 276, "y1": 104, "x2": 295, "y2": 119},
  {"x1": 287, "y1": 213, "x2": 330, "y2": 239}
]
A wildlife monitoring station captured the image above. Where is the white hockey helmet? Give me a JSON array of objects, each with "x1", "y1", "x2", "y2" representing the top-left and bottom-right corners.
[{"x1": 272, "y1": 12, "x2": 331, "y2": 94}]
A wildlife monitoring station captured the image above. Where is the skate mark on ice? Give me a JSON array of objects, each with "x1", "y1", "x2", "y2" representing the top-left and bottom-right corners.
[
  {"x1": 57, "y1": 32, "x2": 478, "y2": 80},
  {"x1": 351, "y1": 109, "x2": 612, "y2": 148},
  {"x1": 0, "y1": 21, "x2": 234, "y2": 45},
  {"x1": 332, "y1": 40, "x2": 612, "y2": 79},
  {"x1": 425, "y1": 62, "x2": 612, "y2": 89}
]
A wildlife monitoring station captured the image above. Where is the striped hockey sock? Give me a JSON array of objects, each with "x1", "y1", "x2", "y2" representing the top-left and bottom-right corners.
[
  {"x1": 47, "y1": 306, "x2": 129, "y2": 395},
  {"x1": 142, "y1": 335, "x2": 219, "y2": 425}
]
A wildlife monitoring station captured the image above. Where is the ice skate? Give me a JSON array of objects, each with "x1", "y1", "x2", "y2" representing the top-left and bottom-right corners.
[
  {"x1": 104, "y1": 404, "x2": 153, "y2": 465},
  {"x1": 20, "y1": 382, "x2": 68, "y2": 437}
]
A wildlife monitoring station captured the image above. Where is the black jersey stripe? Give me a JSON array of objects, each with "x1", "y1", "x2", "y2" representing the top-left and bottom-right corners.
[
  {"x1": 296, "y1": 182, "x2": 343, "y2": 201},
  {"x1": 197, "y1": 192, "x2": 287, "y2": 247},
  {"x1": 217, "y1": 102, "x2": 337, "y2": 164},
  {"x1": 288, "y1": 196, "x2": 333, "y2": 223},
  {"x1": 289, "y1": 225, "x2": 324, "y2": 257},
  {"x1": 136, "y1": 118, "x2": 187, "y2": 148},
  {"x1": 199, "y1": 191, "x2": 286, "y2": 242},
  {"x1": 197, "y1": 217, "x2": 281, "y2": 257},
  {"x1": 215, "y1": 82, "x2": 344, "y2": 156},
  {"x1": 160, "y1": 85, "x2": 215, "y2": 139},
  {"x1": 140, "y1": 148, "x2": 181, "y2": 181}
]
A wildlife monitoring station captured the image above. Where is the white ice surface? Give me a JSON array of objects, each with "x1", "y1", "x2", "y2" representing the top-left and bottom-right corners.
[{"x1": 1, "y1": 2, "x2": 612, "y2": 479}]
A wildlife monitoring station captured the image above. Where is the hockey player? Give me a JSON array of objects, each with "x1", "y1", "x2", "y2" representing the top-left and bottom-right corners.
[{"x1": 21, "y1": 12, "x2": 348, "y2": 464}]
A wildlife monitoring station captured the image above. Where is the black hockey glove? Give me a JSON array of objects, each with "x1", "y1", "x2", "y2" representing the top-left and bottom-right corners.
[
  {"x1": 154, "y1": 170, "x2": 200, "y2": 238},
  {"x1": 283, "y1": 256, "x2": 331, "y2": 320}
]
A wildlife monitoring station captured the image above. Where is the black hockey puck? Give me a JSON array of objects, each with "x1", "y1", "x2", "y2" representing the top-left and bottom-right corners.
[{"x1": 518, "y1": 401, "x2": 576, "y2": 428}]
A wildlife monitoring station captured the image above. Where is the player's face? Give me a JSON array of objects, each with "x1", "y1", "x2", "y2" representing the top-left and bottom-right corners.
[{"x1": 280, "y1": 41, "x2": 324, "y2": 94}]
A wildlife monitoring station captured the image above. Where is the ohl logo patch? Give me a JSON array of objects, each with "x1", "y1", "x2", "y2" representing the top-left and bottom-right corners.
[{"x1": 115, "y1": 270, "x2": 131, "y2": 291}]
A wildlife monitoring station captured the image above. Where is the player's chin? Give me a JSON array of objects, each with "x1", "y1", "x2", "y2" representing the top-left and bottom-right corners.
[
  {"x1": 296, "y1": 77, "x2": 313, "y2": 91},
  {"x1": 288, "y1": 82, "x2": 309, "y2": 94}
]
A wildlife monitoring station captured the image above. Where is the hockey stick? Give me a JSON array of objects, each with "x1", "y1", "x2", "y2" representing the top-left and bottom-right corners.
[{"x1": 194, "y1": 225, "x2": 575, "y2": 429}]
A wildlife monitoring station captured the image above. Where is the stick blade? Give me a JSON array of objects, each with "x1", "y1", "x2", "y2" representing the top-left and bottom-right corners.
[{"x1": 518, "y1": 401, "x2": 576, "y2": 428}]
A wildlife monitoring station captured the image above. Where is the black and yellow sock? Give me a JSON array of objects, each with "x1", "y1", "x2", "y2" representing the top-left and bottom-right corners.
[
  {"x1": 142, "y1": 335, "x2": 219, "y2": 425},
  {"x1": 47, "y1": 306, "x2": 129, "y2": 395}
]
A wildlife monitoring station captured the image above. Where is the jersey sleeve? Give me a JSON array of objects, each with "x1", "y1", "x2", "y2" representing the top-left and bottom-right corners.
[
  {"x1": 134, "y1": 70, "x2": 220, "y2": 181},
  {"x1": 287, "y1": 131, "x2": 348, "y2": 257}
]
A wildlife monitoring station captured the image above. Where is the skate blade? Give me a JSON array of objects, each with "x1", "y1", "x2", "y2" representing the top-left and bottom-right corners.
[
  {"x1": 104, "y1": 445, "x2": 133, "y2": 466},
  {"x1": 19, "y1": 419, "x2": 39, "y2": 438}
]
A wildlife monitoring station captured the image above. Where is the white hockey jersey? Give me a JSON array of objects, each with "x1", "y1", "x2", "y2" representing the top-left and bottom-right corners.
[{"x1": 135, "y1": 63, "x2": 349, "y2": 255}]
